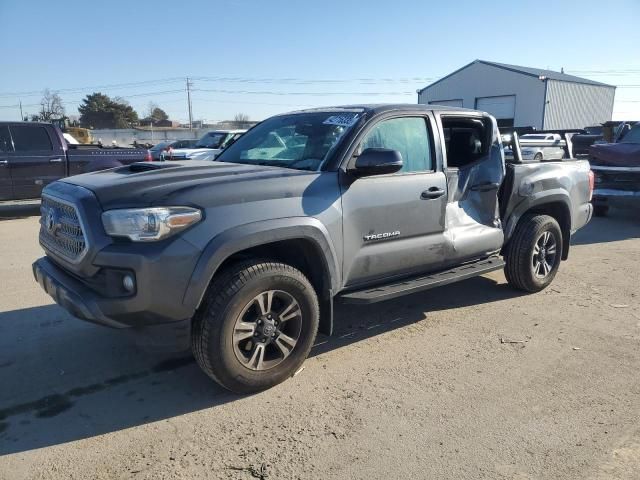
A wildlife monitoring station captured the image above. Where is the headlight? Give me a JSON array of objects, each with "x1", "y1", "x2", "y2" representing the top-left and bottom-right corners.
[{"x1": 102, "y1": 207, "x2": 202, "y2": 242}]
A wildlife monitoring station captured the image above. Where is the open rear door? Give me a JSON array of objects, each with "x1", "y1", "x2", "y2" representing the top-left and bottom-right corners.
[{"x1": 437, "y1": 114, "x2": 505, "y2": 265}]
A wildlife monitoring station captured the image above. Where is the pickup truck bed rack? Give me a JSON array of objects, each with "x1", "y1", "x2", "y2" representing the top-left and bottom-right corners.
[{"x1": 339, "y1": 256, "x2": 505, "y2": 304}]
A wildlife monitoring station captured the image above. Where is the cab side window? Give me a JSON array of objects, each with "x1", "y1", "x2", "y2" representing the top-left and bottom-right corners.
[
  {"x1": 10, "y1": 125, "x2": 53, "y2": 152},
  {"x1": 360, "y1": 117, "x2": 433, "y2": 173}
]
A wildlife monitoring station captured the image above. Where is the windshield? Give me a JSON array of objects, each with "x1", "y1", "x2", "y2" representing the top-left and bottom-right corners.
[
  {"x1": 195, "y1": 132, "x2": 228, "y2": 149},
  {"x1": 216, "y1": 111, "x2": 360, "y2": 171},
  {"x1": 621, "y1": 125, "x2": 640, "y2": 144}
]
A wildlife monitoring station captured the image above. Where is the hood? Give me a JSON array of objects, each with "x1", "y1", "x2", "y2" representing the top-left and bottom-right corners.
[
  {"x1": 60, "y1": 160, "x2": 318, "y2": 209},
  {"x1": 590, "y1": 142, "x2": 640, "y2": 167}
]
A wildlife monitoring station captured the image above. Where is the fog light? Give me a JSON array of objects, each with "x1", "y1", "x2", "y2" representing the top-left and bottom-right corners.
[{"x1": 123, "y1": 274, "x2": 135, "y2": 292}]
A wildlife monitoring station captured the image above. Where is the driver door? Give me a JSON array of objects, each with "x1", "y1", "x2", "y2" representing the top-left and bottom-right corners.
[{"x1": 340, "y1": 114, "x2": 448, "y2": 288}]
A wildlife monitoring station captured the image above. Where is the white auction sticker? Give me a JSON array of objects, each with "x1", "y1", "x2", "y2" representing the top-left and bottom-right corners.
[{"x1": 323, "y1": 113, "x2": 359, "y2": 128}]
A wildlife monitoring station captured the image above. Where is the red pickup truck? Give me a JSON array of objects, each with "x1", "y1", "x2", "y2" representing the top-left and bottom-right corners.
[{"x1": 0, "y1": 121, "x2": 150, "y2": 201}]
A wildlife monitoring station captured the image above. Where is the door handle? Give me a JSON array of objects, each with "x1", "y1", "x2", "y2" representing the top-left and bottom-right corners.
[
  {"x1": 49, "y1": 158, "x2": 63, "y2": 163},
  {"x1": 0, "y1": 159, "x2": 7, "y2": 165},
  {"x1": 421, "y1": 187, "x2": 445, "y2": 199},
  {"x1": 469, "y1": 182, "x2": 500, "y2": 192}
]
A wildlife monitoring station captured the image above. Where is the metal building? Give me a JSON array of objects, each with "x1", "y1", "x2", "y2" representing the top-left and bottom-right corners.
[{"x1": 418, "y1": 60, "x2": 616, "y2": 130}]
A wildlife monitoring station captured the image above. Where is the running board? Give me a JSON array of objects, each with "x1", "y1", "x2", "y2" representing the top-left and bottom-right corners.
[{"x1": 338, "y1": 256, "x2": 505, "y2": 304}]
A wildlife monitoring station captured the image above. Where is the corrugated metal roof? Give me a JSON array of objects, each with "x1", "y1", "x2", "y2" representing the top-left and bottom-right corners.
[
  {"x1": 418, "y1": 60, "x2": 615, "y2": 93},
  {"x1": 478, "y1": 60, "x2": 615, "y2": 87}
]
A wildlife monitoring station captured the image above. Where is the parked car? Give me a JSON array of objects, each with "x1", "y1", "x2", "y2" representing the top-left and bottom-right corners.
[
  {"x1": 590, "y1": 123, "x2": 640, "y2": 216},
  {"x1": 32, "y1": 104, "x2": 592, "y2": 393},
  {"x1": 0, "y1": 122, "x2": 151, "y2": 201},
  {"x1": 504, "y1": 133, "x2": 565, "y2": 161},
  {"x1": 149, "y1": 139, "x2": 198, "y2": 161},
  {"x1": 164, "y1": 130, "x2": 246, "y2": 161}
]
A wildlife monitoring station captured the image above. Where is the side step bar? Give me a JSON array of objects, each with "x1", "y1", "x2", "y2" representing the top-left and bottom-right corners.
[{"x1": 338, "y1": 256, "x2": 505, "y2": 305}]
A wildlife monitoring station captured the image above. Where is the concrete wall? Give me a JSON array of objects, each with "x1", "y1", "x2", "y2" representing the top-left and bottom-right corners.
[
  {"x1": 89, "y1": 128, "x2": 205, "y2": 146},
  {"x1": 418, "y1": 62, "x2": 547, "y2": 129},
  {"x1": 543, "y1": 80, "x2": 615, "y2": 130}
]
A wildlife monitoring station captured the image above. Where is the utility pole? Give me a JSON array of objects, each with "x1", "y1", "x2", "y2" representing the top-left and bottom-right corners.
[
  {"x1": 186, "y1": 77, "x2": 193, "y2": 131},
  {"x1": 19, "y1": 100, "x2": 23, "y2": 121}
]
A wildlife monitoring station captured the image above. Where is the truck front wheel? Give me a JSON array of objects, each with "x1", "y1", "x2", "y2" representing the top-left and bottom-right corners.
[
  {"x1": 191, "y1": 260, "x2": 319, "y2": 393},
  {"x1": 504, "y1": 214, "x2": 563, "y2": 292}
]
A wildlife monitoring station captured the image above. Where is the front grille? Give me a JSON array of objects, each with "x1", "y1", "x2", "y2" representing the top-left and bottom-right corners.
[{"x1": 39, "y1": 195, "x2": 87, "y2": 263}]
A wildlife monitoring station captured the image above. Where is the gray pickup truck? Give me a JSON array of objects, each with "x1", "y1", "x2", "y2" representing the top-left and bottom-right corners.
[{"x1": 32, "y1": 104, "x2": 593, "y2": 393}]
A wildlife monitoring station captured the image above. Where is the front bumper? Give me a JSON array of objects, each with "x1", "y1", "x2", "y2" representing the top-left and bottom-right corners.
[
  {"x1": 593, "y1": 188, "x2": 640, "y2": 198},
  {"x1": 34, "y1": 257, "x2": 127, "y2": 328},
  {"x1": 593, "y1": 189, "x2": 640, "y2": 207},
  {"x1": 33, "y1": 238, "x2": 201, "y2": 328}
]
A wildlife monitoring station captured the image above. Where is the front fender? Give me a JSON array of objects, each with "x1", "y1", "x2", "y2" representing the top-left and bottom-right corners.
[{"x1": 182, "y1": 217, "x2": 341, "y2": 312}]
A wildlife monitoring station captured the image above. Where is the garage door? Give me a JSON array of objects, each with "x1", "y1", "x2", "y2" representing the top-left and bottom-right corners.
[
  {"x1": 475, "y1": 95, "x2": 516, "y2": 119},
  {"x1": 429, "y1": 99, "x2": 463, "y2": 107}
]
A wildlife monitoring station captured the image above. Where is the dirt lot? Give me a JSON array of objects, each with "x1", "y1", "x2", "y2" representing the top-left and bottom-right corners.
[{"x1": 0, "y1": 204, "x2": 638, "y2": 480}]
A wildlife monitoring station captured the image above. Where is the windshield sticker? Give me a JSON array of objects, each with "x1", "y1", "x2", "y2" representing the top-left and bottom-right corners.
[{"x1": 323, "y1": 113, "x2": 359, "y2": 128}]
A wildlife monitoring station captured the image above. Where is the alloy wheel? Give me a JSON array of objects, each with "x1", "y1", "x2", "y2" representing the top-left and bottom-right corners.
[
  {"x1": 532, "y1": 231, "x2": 557, "y2": 278},
  {"x1": 232, "y1": 290, "x2": 303, "y2": 371}
]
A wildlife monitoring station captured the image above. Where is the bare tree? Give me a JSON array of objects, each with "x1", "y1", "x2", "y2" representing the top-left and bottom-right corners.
[
  {"x1": 146, "y1": 102, "x2": 159, "y2": 119},
  {"x1": 232, "y1": 113, "x2": 251, "y2": 128},
  {"x1": 234, "y1": 113, "x2": 250, "y2": 124},
  {"x1": 38, "y1": 89, "x2": 65, "y2": 121}
]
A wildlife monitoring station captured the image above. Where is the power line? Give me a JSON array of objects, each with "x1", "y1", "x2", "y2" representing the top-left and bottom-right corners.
[
  {"x1": 0, "y1": 77, "x2": 185, "y2": 98},
  {"x1": 194, "y1": 88, "x2": 415, "y2": 96},
  {"x1": 0, "y1": 75, "x2": 438, "y2": 98}
]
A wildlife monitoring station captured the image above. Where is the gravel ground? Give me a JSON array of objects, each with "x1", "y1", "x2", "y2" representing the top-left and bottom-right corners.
[{"x1": 0, "y1": 205, "x2": 638, "y2": 479}]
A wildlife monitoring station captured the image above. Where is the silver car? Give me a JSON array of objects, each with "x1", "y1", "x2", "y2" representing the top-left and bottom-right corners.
[{"x1": 505, "y1": 133, "x2": 566, "y2": 161}]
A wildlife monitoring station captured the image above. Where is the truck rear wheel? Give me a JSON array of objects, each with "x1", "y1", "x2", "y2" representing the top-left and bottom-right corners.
[
  {"x1": 191, "y1": 260, "x2": 319, "y2": 393},
  {"x1": 504, "y1": 214, "x2": 563, "y2": 293}
]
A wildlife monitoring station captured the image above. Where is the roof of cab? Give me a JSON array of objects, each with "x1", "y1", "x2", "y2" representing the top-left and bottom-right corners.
[{"x1": 289, "y1": 103, "x2": 479, "y2": 115}]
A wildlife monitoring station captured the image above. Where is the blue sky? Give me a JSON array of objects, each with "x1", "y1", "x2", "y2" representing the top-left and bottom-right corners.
[{"x1": 1, "y1": 0, "x2": 639, "y2": 123}]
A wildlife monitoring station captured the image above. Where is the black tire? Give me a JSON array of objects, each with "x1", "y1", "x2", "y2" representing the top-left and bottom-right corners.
[
  {"x1": 192, "y1": 260, "x2": 319, "y2": 394},
  {"x1": 504, "y1": 214, "x2": 563, "y2": 293},
  {"x1": 593, "y1": 204, "x2": 609, "y2": 217},
  {"x1": 534, "y1": 152, "x2": 543, "y2": 162}
]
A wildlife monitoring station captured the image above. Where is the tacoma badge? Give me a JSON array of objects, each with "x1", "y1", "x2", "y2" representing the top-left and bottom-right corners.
[{"x1": 363, "y1": 231, "x2": 401, "y2": 242}]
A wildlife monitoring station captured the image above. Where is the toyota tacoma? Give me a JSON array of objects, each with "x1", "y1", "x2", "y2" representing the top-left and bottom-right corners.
[{"x1": 33, "y1": 104, "x2": 593, "y2": 393}]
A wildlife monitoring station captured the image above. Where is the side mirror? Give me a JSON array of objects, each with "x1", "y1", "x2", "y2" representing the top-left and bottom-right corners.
[{"x1": 350, "y1": 148, "x2": 403, "y2": 177}]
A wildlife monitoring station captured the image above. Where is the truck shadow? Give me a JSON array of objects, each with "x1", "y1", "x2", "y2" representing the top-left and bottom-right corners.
[{"x1": 0, "y1": 275, "x2": 522, "y2": 455}]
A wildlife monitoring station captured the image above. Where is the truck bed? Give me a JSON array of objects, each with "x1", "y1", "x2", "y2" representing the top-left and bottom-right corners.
[
  {"x1": 500, "y1": 158, "x2": 591, "y2": 239},
  {"x1": 500, "y1": 158, "x2": 593, "y2": 243}
]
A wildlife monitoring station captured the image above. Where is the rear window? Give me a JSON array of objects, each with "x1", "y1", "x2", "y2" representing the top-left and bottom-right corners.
[{"x1": 11, "y1": 125, "x2": 53, "y2": 151}]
